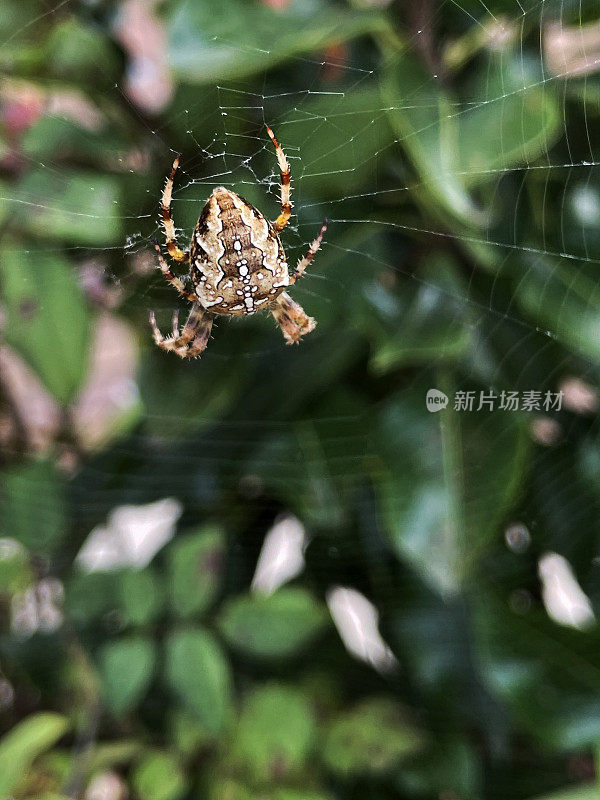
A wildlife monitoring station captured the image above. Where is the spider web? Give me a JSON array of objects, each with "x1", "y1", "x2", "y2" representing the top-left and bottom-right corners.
[
  {"x1": 112, "y1": 0, "x2": 600, "y2": 580},
  {"x1": 2, "y1": 0, "x2": 600, "y2": 727},
  {"x1": 127, "y1": 10, "x2": 598, "y2": 365}
]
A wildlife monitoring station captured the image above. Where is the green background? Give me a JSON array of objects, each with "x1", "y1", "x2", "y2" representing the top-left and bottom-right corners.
[{"x1": 1, "y1": 0, "x2": 600, "y2": 798}]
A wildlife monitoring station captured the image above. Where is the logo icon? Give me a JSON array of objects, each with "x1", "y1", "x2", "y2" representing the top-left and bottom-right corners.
[{"x1": 426, "y1": 389, "x2": 449, "y2": 412}]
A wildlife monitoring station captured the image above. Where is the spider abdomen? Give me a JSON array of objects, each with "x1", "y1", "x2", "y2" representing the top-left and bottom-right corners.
[{"x1": 191, "y1": 187, "x2": 289, "y2": 316}]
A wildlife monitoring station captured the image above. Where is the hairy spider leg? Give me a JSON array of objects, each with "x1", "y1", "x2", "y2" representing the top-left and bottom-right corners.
[
  {"x1": 149, "y1": 303, "x2": 213, "y2": 359},
  {"x1": 290, "y1": 220, "x2": 328, "y2": 284},
  {"x1": 270, "y1": 291, "x2": 316, "y2": 345},
  {"x1": 185, "y1": 318, "x2": 214, "y2": 358},
  {"x1": 160, "y1": 155, "x2": 190, "y2": 263},
  {"x1": 153, "y1": 242, "x2": 197, "y2": 301},
  {"x1": 265, "y1": 125, "x2": 292, "y2": 233}
]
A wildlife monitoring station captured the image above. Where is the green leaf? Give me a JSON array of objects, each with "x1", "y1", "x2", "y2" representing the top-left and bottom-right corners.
[
  {"x1": 231, "y1": 684, "x2": 316, "y2": 787},
  {"x1": 217, "y1": 588, "x2": 328, "y2": 659},
  {"x1": 65, "y1": 571, "x2": 121, "y2": 623},
  {"x1": 21, "y1": 116, "x2": 118, "y2": 167},
  {"x1": 99, "y1": 636, "x2": 157, "y2": 715},
  {"x1": 0, "y1": 178, "x2": 10, "y2": 225},
  {"x1": 87, "y1": 740, "x2": 145, "y2": 774},
  {"x1": 118, "y1": 569, "x2": 164, "y2": 627},
  {"x1": 473, "y1": 595, "x2": 600, "y2": 749},
  {"x1": 322, "y1": 697, "x2": 425, "y2": 778},
  {"x1": 27, "y1": 795, "x2": 71, "y2": 800},
  {"x1": 374, "y1": 378, "x2": 529, "y2": 595},
  {"x1": 208, "y1": 784, "x2": 332, "y2": 800},
  {"x1": 280, "y1": 86, "x2": 395, "y2": 199},
  {"x1": 0, "y1": 713, "x2": 70, "y2": 799},
  {"x1": 368, "y1": 252, "x2": 471, "y2": 373},
  {"x1": 167, "y1": 0, "x2": 390, "y2": 84},
  {"x1": 0, "y1": 244, "x2": 91, "y2": 403},
  {"x1": 399, "y1": 735, "x2": 482, "y2": 800},
  {"x1": 132, "y1": 751, "x2": 187, "y2": 800},
  {"x1": 164, "y1": 628, "x2": 232, "y2": 734},
  {"x1": 6, "y1": 170, "x2": 122, "y2": 245},
  {"x1": 168, "y1": 526, "x2": 225, "y2": 618},
  {"x1": 29, "y1": 750, "x2": 70, "y2": 790},
  {"x1": 1, "y1": 460, "x2": 67, "y2": 554},
  {"x1": 527, "y1": 787, "x2": 600, "y2": 800},
  {"x1": 381, "y1": 51, "x2": 560, "y2": 228},
  {"x1": 67, "y1": 569, "x2": 163, "y2": 628},
  {"x1": 459, "y1": 53, "x2": 561, "y2": 183},
  {"x1": 46, "y1": 18, "x2": 117, "y2": 82},
  {"x1": 513, "y1": 254, "x2": 600, "y2": 366},
  {"x1": 381, "y1": 53, "x2": 484, "y2": 229},
  {"x1": 0, "y1": 538, "x2": 32, "y2": 596},
  {"x1": 207, "y1": 780, "x2": 257, "y2": 800},
  {"x1": 168, "y1": 709, "x2": 217, "y2": 756}
]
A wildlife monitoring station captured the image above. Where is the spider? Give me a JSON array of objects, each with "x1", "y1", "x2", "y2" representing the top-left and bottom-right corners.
[{"x1": 149, "y1": 125, "x2": 328, "y2": 359}]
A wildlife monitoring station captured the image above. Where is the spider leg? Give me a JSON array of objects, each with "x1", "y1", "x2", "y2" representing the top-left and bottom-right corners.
[
  {"x1": 154, "y1": 241, "x2": 197, "y2": 301},
  {"x1": 289, "y1": 220, "x2": 328, "y2": 285},
  {"x1": 185, "y1": 321, "x2": 214, "y2": 359},
  {"x1": 172, "y1": 309, "x2": 180, "y2": 338},
  {"x1": 265, "y1": 125, "x2": 292, "y2": 233},
  {"x1": 160, "y1": 154, "x2": 190, "y2": 263},
  {"x1": 149, "y1": 303, "x2": 213, "y2": 359},
  {"x1": 270, "y1": 291, "x2": 316, "y2": 345}
]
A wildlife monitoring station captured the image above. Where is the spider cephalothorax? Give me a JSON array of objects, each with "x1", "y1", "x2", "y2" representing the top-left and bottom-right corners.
[{"x1": 149, "y1": 125, "x2": 327, "y2": 359}]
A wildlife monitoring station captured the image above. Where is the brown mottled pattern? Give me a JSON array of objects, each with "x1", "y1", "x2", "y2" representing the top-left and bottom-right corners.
[
  {"x1": 191, "y1": 188, "x2": 288, "y2": 317},
  {"x1": 215, "y1": 193, "x2": 265, "y2": 279}
]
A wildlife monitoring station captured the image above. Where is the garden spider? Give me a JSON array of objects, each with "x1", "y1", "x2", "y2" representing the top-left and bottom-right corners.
[{"x1": 149, "y1": 125, "x2": 328, "y2": 358}]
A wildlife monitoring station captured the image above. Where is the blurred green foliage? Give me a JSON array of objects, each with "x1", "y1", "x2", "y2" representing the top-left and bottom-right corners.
[{"x1": 1, "y1": 0, "x2": 600, "y2": 799}]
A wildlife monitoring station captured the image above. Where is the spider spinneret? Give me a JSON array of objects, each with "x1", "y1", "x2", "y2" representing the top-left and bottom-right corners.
[{"x1": 149, "y1": 125, "x2": 328, "y2": 359}]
